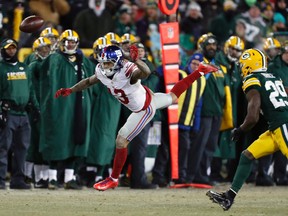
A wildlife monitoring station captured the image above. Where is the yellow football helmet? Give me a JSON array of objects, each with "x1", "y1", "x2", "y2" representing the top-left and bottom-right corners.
[
  {"x1": 224, "y1": 36, "x2": 245, "y2": 62},
  {"x1": 239, "y1": 48, "x2": 268, "y2": 78},
  {"x1": 93, "y1": 37, "x2": 108, "y2": 59},
  {"x1": 93, "y1": 37, "x2": 108, "y2": 50},
  {"x1": 121, "y1": 33, "x2": 136, "y2": 44},
  {"x1": 105, "y1": 32, "x2": 121, "y2": 45},
  {"x1": 263, "y1": 37, "x2": 281, "y2": 60},
  {"x1": 40, "y1": 27, "x2": 59, "y2": 51},
  {"x1": 59, "y1": 29, "x2": 79, "y2": 55},
  {"x1": 263, "y1": 37, "x2": 281, "y2": 51},
  {"x1": 32, "y1": 37, "x2": 52, "y2": 59},
  {"x1": 40, "y1": 27, "x2": 59, "y2": 38}
]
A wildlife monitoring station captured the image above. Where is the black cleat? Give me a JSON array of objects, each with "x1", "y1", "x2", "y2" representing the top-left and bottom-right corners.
[
  {"x1": 64, "y1": 179, "x2": 82, "y2": 190},
  {"x1": 206, "y1": 190, "x2": 233, "y2": 211},
  {"x1": 48, "y1": 180, "x2": 59, "y2": 190},
  {"x1": 34, "y1": 179, "x2": 48, "y2": 189}
]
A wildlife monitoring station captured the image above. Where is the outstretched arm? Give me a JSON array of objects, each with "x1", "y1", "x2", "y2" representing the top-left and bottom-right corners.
[
  {"x1": 55, "y1": 74, "x2": 99, "y2": 98},
  {"x1": 70, "y1": 74, "x2": 99, "y2": 92}
]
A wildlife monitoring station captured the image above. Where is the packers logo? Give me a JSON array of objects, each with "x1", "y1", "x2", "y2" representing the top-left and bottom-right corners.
[{"x1": 241, "y1": 52, "x2": 250, "y2": 60}]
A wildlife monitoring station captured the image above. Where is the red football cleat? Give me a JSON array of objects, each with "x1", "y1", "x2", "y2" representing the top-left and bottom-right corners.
[
  {"x1": 93, "y1": 177, "x2": 118, "y2": 191},
  {"x1": 198, "y1": 62, "x2": 219, "y2": 75}
]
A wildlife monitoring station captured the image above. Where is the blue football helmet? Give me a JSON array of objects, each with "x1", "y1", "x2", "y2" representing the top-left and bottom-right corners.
[{"x1": 98, "y1": 45, "x2": 124, "y2": 76}]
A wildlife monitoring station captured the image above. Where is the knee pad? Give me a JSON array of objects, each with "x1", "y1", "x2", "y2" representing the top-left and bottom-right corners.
[
  {"x1": 154, "y1": 93, "x2": 173, "y2": 109},
  {"x1": 117, "y1": 127, "x2": 129, "y2": 148},
  {"x1": 118, "y1": 126, "x2": 128, "y2": 139}
]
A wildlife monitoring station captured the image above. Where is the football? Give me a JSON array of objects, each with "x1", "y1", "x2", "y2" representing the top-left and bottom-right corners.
[{"x1": 19, "y1": 15, "x2": 44, "y2": 33}]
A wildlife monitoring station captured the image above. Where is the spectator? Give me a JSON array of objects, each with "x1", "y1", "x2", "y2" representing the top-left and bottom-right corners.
[
  {"x1": 114, "y1": 4, "x2": 137, "y2": 36},
  {"x1": 73, "y1": 0, "x2": 115, "y2": 48},
  {"x1": 272, "y1": 12, "x2": 287, "y2": 32},
  {"x1": 261, "y1": 3, "x2": 275, "y2": 36},
  {"x1": 209, "y1": 0, "x2": 238, "y2": 48},
  {"x1": 234, "y1": 19, "x2": 255, "y2": 49},
  {"x1": 147, "y1": 23, "x2": 161, "y2": 67},
  {"x1": 236, "y1": 2, "x2": 267, "y2": 49},
  {"x1": 132, "y1": 0, "x2": 148, "y2": 22},
  {"x1": 201, "y1": 0, "x2": 224, "y2": 34},
  {"x1": 136, "y1": 1, "x2": 163, "y2": 47},
  {"x1": 180, "y1": 1, "x2": 205, "y2": 53},
  {"x1": 274, "y1": 0, "x2": 288, "y2": 28},
  {"x1": 28, "y1": 0, "x2": 70, "y2": 26},
  {"x1": 60, "y1": 0, "x2": 88, "y2": 30}
]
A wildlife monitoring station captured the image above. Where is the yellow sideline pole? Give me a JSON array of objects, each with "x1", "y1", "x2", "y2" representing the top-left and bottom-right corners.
[{"x1": 13, "y1": 5, "x2": 24, "y2": 42}]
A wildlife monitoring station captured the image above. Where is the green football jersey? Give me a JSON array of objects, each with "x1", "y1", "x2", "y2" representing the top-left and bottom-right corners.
[
  {"x1": 242, "y1": 72, "x2": 288, "y2": 131},
  {"x1": 0, "y1": 61, "x2": 38, "y2": 114}
]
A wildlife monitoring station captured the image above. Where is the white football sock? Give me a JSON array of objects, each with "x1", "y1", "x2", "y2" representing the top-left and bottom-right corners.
[
  {"x1": 42, "y1": 165, "x2": 49, "y2": 181},
  {"x1": 86, "y1": 166, "x2": 97, "y2": 172},
  {"x1": 48, "y1": 169, "x2": 57, "y2": 181},
  {"x1": 24, "y1": 161, "x2": 34, "y2": 178},
  {"x1": 34, "y1": 165, "x2": 43, "y2": 182},
  {"x1": 64, "y1": 169, "x2": 74, "y2": 183}
]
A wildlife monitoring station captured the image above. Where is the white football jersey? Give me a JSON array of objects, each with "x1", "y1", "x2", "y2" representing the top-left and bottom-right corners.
[{"x1": 95, "y1": 61, "x2": 148, "y2": 112}]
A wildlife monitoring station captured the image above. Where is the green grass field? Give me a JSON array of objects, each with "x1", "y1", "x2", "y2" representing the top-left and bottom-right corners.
[{"x1": 0, "y1": 183, "x2": 287, "y2": 216}]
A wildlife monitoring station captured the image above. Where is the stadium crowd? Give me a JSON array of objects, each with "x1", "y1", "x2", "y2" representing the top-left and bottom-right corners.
[{"x1": 0, "y1": 0, "x2": 288, "y2": 190}]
